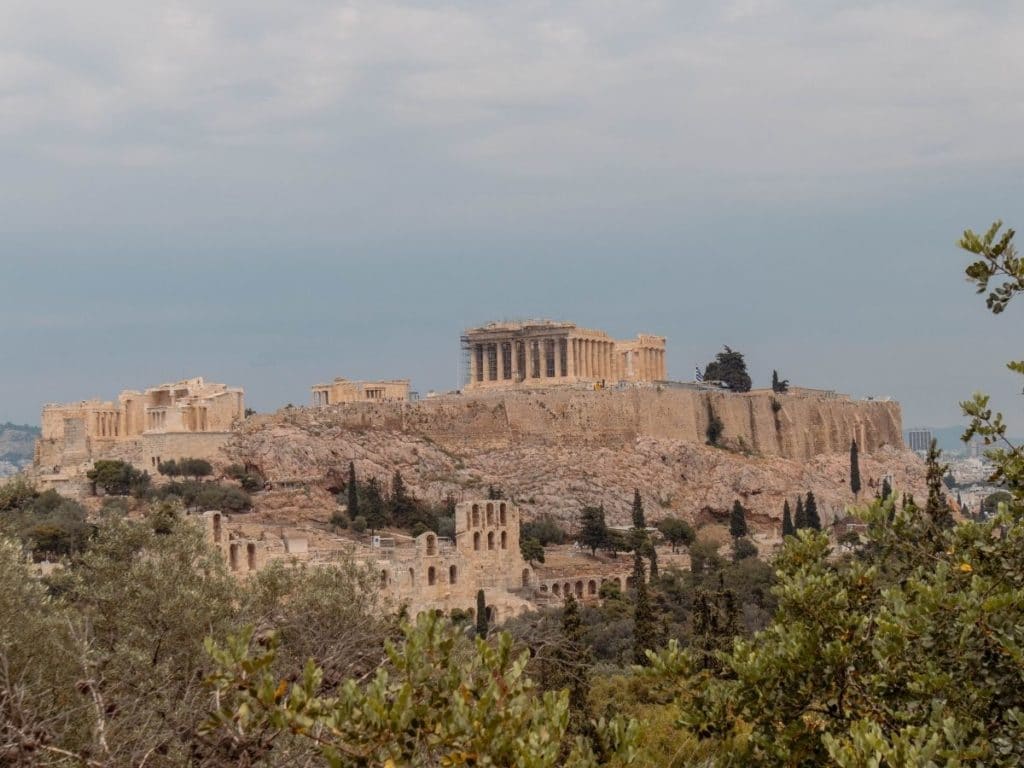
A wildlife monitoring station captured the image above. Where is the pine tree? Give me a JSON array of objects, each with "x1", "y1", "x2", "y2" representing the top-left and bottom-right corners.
[
  {"x1": 805, "y1": 491, "x2": 821, "y2": 530},
  {"x1": 579, "y1": 506, "x2": 608, "y2": 556},
  {"x1": 850, "y1": 440, "x2": 862, "y2": 499},
  {"x1": 475, "y1": 589, "x2": 488, "y2": 638},
  {"x1": 363, "y1": 476, "x2": 388, "y2": 533},
  {"x1": 631, "y1": 548, "x2": 656, "y2": 665},
  {"x1": 347, "y1": 461, "x2": 359, "y2": 519},
  {"x1": 390, "y1": 470, "x2": 415, "y2": 528},
  {"x1": 729, "y1": 499, "x2": 748, "y2": 539},
  {"x1": 794, "y1": 496, "x2": 806, "y2": 529},
  {"x1": 782, "y1": 499, "x2": 795, "y2": 537}
]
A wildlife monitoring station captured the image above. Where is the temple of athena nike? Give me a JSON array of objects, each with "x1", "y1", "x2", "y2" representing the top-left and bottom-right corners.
[{"x1": 462, "y1": 320, "x2": 666, "y2": 389}]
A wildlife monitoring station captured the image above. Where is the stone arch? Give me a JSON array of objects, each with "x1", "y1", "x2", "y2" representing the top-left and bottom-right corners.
[
  {"x1": 613, "y1": 576, "x2": 622, "y2": 589},
  {"x1": 499, "y1": 503, "x2": 507, "y2": 525},
  {"x1": 472, "y1": 504, "x2": 480, "y2": 527},
  {"x1": 552, "y1": 582, "x2": 561, "y2": 596},
  {"x1": 473, "y1": 532, "x2": 481, "y2": 551},
  {"x1": 246, "y1": 542, "x2": 256, "y2": 571},
  {"x1": 588, "y1": 579, "x2": 597, "y2": 596},
  {"x1": 540, "y1": 583, "x2": 549, "y2": 593},
  {"x1": 449, "y1": 564, "x2": 457, "y2": 584},
  {"x1": 229, "y1": 543, "x2": 239, "y2": 571},
  {"x1": 428, "y1": 566, "x2": 436, "y2": 586},
  {"x1": 486, "y1": 503, "x2": 494, "y2": 525},
  {"x1": 522, "y1": 568, "x2": 530, "y2": 588},
  {"x1": 500, "y1": 531, "x2": 507, "y2": 549},
  {"x1": 487, "y1": 531, "x2": 495, "y2": 550},
  {"x1": 574, "y1": 580, "x2": 584, "y2": 597},
  {"x1": 426, "y1": 534, "x2": 436, "y2": 556},
  {"x1": 564, "y1": 582, "x2": 571, "y2": 596},
  {"x1": 626, "y1": 576, "x2": 635, "y2": 589}
]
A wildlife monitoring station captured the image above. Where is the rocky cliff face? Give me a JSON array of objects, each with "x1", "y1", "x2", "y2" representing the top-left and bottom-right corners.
[{"x1": 226, "y1": 389, "x2": 923, "y2": 530}]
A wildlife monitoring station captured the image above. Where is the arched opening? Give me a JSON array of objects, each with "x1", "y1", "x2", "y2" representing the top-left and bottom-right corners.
[
  {"x1": 588, "y1": 579, "x2": 597, "y2": 596},
  {"x1": 212, "y1": 513, "x2": 221, "y2": 544},
  {"x1": 522, "y1": 568, "x2": 530, "y2": 588},
  {"x1": 486, "y1": 605, "x2": 496, "y2": 623},
  {"x1": 487, "y1": 531, "x2": 495, "y2": 550},
  {"x1": 626, "y1": 576, "x2": 635, "y2": 589},
  {"x1": 409, "y1": 567, "x2": 415, "y2": 586},
  {"x1": 428, "y1": 566, "x2": 436, "y2": 586},
  {"x1": 380, "y1": 569, "x2": 389, "y2": 587},
  {"x1": 472, "y1": 504, "x2": 480, "y2": 527},
  {"x1": 540, "y1": 584, "x2": 549, "y2": 593},
  {"x1": 486, "y1": 503, "x2": 494, "y2": 525},
  {"x1": 229, "y1": 543, "x2": 239, "y2": 571},
  {"x1": 500, "y1": 531, "x2": 507, "y2": 549},
  {"x1": 499, "y1": 503, "x2": 507, "y2": 525},
  {"x1": 246, "y1": 542, "x2": 256, "y2": 571},
  {"x1": 575, "y1": 581, "x2": 584, "y2": 597},
  {"x1": 473, "y1": 532, "x2": 481, "y2": 551},
  {"x1": 426, "y1": 534, "x2": 436, "y2": 556},
  {"x1": 564, "y1": 582, "x2": 571, "y2": 596},
  {"x1": 613, "y1": 577, "x2": 622, "y2": 589},
  {"x1": 552, "y1": 583, "x2": 561, "y2": 596},
  {"x1": 449, "y1": 565, "x2": 457, "y2": 584}
]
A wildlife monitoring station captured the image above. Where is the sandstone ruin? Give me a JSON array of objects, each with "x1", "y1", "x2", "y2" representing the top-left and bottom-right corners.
[
  {"x1": 33, "y1": 377, "x2": 244, "y2": 493},
  {"x1": 199, "y1": 498, "x2": 634, "y2": 621},
  {"x1": 311, "y1": 378, "x2": 411, "y2": 406},
  {"x1": 463, "y1": 320, "x2": 666, "y2": 389}
]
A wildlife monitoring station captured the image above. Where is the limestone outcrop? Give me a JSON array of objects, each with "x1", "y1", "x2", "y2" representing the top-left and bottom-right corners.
[{"x1": 227, "y1": 388, "x2": 922, "y2": 531}]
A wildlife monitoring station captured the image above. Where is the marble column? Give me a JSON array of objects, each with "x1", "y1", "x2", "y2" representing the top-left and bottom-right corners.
[
  {"x1": 472, "y1": 344, "x2": 482, "y2": 384},
  {"x1": 555, "y1": 337, "x2": 564, "y2": 377},
  {"x1": 511, "y1": 340, "x2": 520, "y2": 382},
  {"x1": 497, "y1": 340, "x2": 506, "y2": 381}
]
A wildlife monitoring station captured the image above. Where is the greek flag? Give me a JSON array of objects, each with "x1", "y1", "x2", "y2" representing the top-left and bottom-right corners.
[{"x1": 695, "y1": 366, "x2": 703, "y2": 382}]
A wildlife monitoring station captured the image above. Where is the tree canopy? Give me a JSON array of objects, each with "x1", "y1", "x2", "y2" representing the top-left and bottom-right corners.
[{"x1": 703, "y1": 346, "x2": 752, "y2": 392}]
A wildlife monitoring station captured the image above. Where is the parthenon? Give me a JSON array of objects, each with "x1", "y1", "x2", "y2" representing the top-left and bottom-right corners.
[{"x1": 463, "y1": 320, "x2": 666, "y2": 389}]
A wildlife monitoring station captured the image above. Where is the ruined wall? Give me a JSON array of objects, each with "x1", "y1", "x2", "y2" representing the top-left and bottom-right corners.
[
  {"x1": 140, "y1": 432, "x2": 234, "y2": 472},
  {"x1": 283, "y1": 388, "x2": 902, "y2": 459}
]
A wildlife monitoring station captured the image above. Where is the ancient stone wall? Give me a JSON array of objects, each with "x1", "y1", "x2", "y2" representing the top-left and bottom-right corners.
[{"x1": 292, "y1": 387, "x2": 902, "y2": 459}]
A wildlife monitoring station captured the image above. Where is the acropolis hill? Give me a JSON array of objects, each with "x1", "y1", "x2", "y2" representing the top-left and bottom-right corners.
[
  {"x1": 28, "y1": 320, "x2": 924, "y2": 529},
  {"x1": 228, "y1": 385, "x2": 919, "y2": 531}
]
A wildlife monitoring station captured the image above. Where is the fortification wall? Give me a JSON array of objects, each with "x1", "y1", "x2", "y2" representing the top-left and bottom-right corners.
[{"x1": 288, "y1": 388, "x2": 902, "y2": 458}]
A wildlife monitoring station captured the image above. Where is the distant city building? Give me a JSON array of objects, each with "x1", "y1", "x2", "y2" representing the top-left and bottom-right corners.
[{"x1": 907, "y1": 428, "x2": 934, "y2": 453}]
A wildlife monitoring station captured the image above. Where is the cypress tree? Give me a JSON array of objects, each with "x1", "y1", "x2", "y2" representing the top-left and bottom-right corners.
[
  {"x1": 631, "y1": 548, "x2": 656, "y2": 665},
  {"x1": 794, "y1": 496, "x2": 806, "y2": 529},
  {"x1": 805, "y1": 491, "x2": 821, "y2": 530},
  {"x1": 881, "y1": 477, "x2": 892, "y2": 503},
  {"x1": 648, "y1": 541, "x2": 659, "y2": 580},
  {"x1": 729, "y1": 499, "x2": 748, "y2": 539},
  {"x1": 850, "y1": 440, "x2": 862, "y2": 499},
  {"x1": 475, "y1": 589, "x2": 488, "y2": 638},
  {"x1": 347, "y1": 461, "x2": 359, "y2": 519},
  {"x1": 631, "y1": 488, "x2": 646, "y2": 529},
  {"x1": 782, "y1": 499, "x2": 795, "y2": 537},
  {"x1": 561, "y1": 593, "x2": 591, "y2": 729},
  {"x1": 925, "y1": 439, "x2": 953, "y2": 528}
]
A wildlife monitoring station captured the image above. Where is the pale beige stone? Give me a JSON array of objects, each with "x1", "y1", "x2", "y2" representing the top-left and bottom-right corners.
[
  {"x1": 463, "y1": 320, "x2": 667, "y2": 390},
  {"x1": 311, "y1": 378, "x2": 411, "y2": 406}
]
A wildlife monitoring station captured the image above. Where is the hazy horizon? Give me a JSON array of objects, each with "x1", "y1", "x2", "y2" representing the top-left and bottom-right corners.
[{"x1": 2, "y1": 1, "x2": 1022, "y2": 430}]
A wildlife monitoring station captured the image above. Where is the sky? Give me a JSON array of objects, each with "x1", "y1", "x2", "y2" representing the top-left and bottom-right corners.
[{"x1": 1, "y1": 0, "x2": 1023, "y2": 432}]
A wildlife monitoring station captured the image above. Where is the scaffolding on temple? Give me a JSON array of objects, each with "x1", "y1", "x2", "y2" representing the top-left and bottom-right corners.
[{"x1": 459, "y1": 334, "x2": 471, "y2": 389}]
